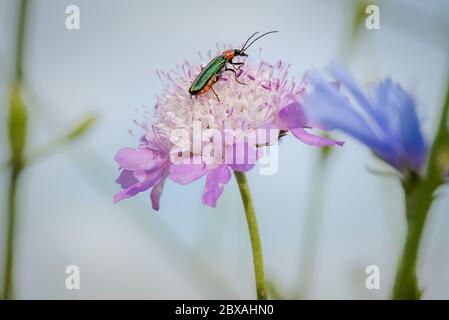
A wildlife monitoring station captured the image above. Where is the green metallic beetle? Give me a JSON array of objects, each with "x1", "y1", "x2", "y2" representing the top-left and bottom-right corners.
[{"x1": 189, "y1": 31, "x2": 278, "y2": 101}]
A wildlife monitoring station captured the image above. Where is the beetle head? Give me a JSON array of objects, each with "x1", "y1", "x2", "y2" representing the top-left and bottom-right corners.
[{"x1": 234, "y1": 49, "x2": 248, "y2": 57}]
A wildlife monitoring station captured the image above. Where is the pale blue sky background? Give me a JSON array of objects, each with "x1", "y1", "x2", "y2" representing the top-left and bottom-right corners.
[{"x1": 0, "y1": 0, "x2": 448, "y2": 299}]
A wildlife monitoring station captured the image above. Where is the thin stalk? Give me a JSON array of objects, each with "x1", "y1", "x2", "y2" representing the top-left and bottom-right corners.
[
  {"x1": 392, "y1": 67, "x2": 449, "y2": 299},
  {"x1": 15, "y1": 0, "x2": 28, "y2": 83},
  {"x1": 234, "y1": 171, "x2": 266, "y2": 300},
  {"x1": 3, "y1": 166, "x2": 22, "y2": 300},
  {"x1": 2, "y1": 0, "x2": 29, "y2": 300},
  {"x1": 392, "y1": 179, "x2": 433, "y2": 299},
  {"x1": 296, "y1": 155, "x2": 328, "y2": 298}
]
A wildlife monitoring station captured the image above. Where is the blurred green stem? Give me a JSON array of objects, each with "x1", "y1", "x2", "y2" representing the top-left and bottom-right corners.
[
  {"x1": 26, "y1": 114, "x2": 98, "y2": 164},
  {"x1": 296, "y1": 154, "x2": 328, "y2": 298},
  {"x1": 392, "y1": 175, "x2": 433, "y2": 299},
  {"x1": 15, "y1": 0, "x2": 27, "y2": 83},
  {"x1": 3, "y1": 166, "x2": 22, "y2": 300},
  {"x1": 392, "y1": 69, "x2": 449, "y2": 299},
  {"x1": 2, "y1": 0, "x2": 28, "y2": 300},
  {"x1": 234, "y1": 171, "x2": 266, "y2": 300}
]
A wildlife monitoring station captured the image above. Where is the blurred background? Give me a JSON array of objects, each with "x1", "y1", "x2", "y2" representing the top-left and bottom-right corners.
[{"x1": 0, "y1": 0, "x2": 448, "y2": 299}]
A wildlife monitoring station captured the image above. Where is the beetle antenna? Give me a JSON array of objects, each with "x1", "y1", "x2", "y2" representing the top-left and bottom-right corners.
[
  {"x1": 242, "y1": 30, "x2": 278, "y2": 52},
  {"x1": 240, "y1": 32, "x2": 259, "y2": 51}
]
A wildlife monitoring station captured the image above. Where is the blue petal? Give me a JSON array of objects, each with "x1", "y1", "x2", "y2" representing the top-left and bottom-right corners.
[
  {"x1": 305, "y1": 68, "x2": 427, "y2": 173},
  {"x1": 304, "y1": 71, "x2": 381, "y2": 149},
  {"x1": 328, "y1": 65, "x2": 379, "y2": 122},
  {"x1": 371, "y1": 79, "x2": 427, "y2": 171}
]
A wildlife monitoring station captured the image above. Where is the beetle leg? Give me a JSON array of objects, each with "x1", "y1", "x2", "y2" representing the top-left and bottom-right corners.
[
  {"x1": 230, "y1": 61, "x2": 244, "y2": 69},
  {"x1": 225, "y1": 67, "x2": 246, "y2": 85},
  {"x1": 216, "y1": 69, "x2": 225, "y2": 81},
  {"x1": 210, "y1": 86, "x2": 220, "y2": 102},
  {"x1": 229, "y1": 61, "x2": 244, "y2": 72}
]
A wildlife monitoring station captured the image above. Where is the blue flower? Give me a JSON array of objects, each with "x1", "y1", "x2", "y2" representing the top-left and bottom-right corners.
[{"x1": 303, "y1": 65, "x2": 427, "y2": 174}]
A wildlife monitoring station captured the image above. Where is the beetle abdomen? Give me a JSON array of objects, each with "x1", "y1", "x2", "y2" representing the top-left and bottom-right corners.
[{"x1": 189, "y1": 55, "x2": 226, "y2": 95}]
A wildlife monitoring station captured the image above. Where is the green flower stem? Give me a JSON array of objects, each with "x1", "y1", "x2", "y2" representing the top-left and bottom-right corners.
[
  {"x1": 26, "y1": 114, "x2": 98, "y2": 164},
  {"x1": 392, "y1": 177, "x2": 434, "y2": 299},
  {"x1": 392, "y1": 69, "x2": 449, "y2": 299},
  {"x1": 296, "y1": 154, "x2": 329, "y2": 298},
  {"x1": 15, "y1": 0, "x2": 28, "y2": 83},
  {"x1": 2, "y1": 0, "x2": 29, "y2": 300},
  {"x1": 3, "y1": 166, "x2": 22, "y2": 300},
  {"x1": 234, "y1": 171, "x2": 267, "y2": 300}
]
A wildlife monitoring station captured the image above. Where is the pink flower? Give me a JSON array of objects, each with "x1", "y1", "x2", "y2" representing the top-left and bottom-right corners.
[
  {"x1": 113, "y1": 131, "x2": 171, "y2": 210},
  {"x1": 114, "y1": 48, "x2": 342, "y2": 210}
]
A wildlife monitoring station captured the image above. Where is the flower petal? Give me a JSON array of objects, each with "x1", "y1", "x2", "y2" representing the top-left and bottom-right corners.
[
  {"x1": 291, "y1": 128, "x2": 344, "y2": 146},
  {"x1": 201, "y1": 165, "x2": 231, "y2": 207},
  {"x1": 328, "y1": 64, "x2": 378, "y2": 120},
  {"x1": 371, "y1": 78, "x2": 427, "y2": 171},
  {"x1": 277, "y1": 102, "x2": 307, "y2": 129},
  {"x1": 305, "y1": 67, "x2": 428, "y2": 174},
  {"x1": 169, "y1": 163, "x2": 208, "y2": 185},
  {"x1": 114, "y1": 147, "x2": 158, "y2": 170},
  {"x1": 113, "y1": 167, "x2": 164, "y2": 204},
  {"x1": 227, "y1": 143, "x2": 261, "y2": 172},
  {"x1": 150, "y1": 178, "x2": 165, "y2": 211},
  {"x1": 115, "y1": 170, "x2": 138, "y2": 189},
  {"x1": 304, "y1": 70, "x2": 381, "y2": 148}
]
